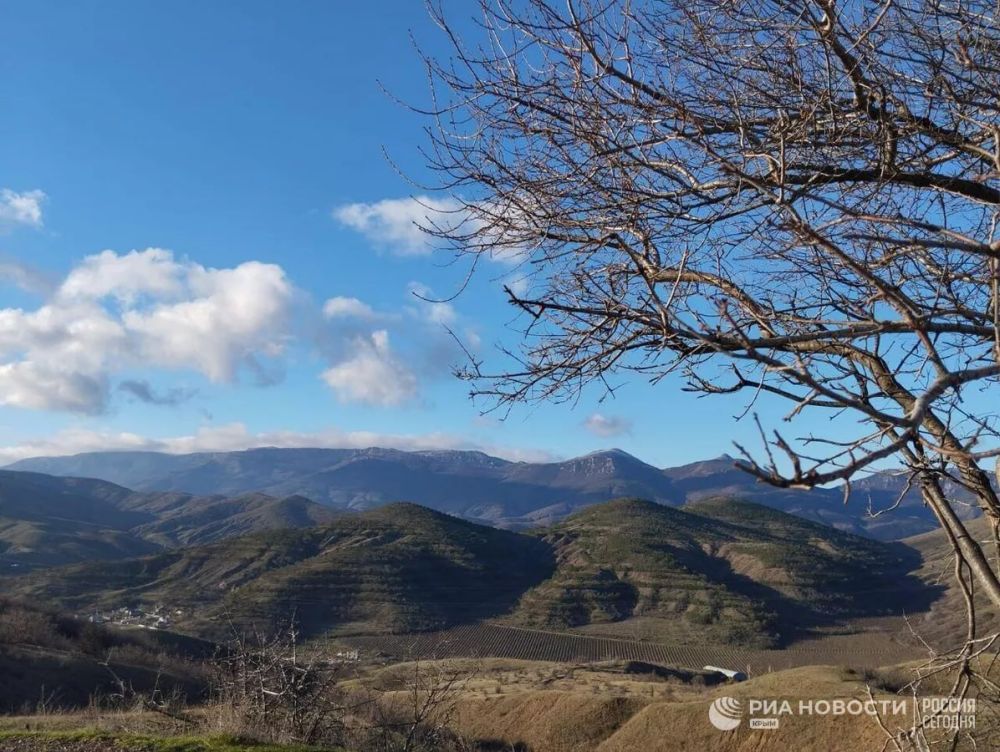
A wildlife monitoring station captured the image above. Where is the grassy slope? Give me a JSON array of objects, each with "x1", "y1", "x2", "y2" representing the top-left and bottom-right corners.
[
  {"x1": 0, "y1": 597, "x2": 212, "y2": 713},
  {"x1": 5, "y1": 497, "x2": 934, "y2": 648},
  {"x1": 6, "y1": 503, "x2": 556, "y2": 638},
  {"x1": 7, "y1": 657, "x2": 992, "y2": 752},
  {"x1": 898, "y1": 516, "x2": 997, "y2": 649},
  {"x1": 0, "y1": 730, "x2": 333, "y2": 752},
  {"x1": 507, "y1": 498, "x2": 922, "y2": 647}
]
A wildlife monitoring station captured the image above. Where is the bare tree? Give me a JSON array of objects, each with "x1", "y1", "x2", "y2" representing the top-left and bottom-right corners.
[
  {"x1": 211, "y1": 620, "x2": 349, "y2": 745},
  {"x1": 418, "y1": 0, "x2": 1000, "y2": 733},
  {"x1": 360, "y1": 657, "x2": 473, "y2": 752}
]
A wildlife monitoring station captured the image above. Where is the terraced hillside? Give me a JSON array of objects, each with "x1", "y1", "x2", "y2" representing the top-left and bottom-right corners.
[
  {"x1": 6, "y1": 503, "x2": 556, "y2": 638},
  {"x1": 6, "y1": 498, "x2": 931, "y2": 648},
  {"x1": 507, "y1": 498, "x2": 926, "y2": 647}
]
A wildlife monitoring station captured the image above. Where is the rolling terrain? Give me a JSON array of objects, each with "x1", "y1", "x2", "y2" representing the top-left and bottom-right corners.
[
  {"x1": 0, "y1": 470, "x2": 337, "y2": 571},
  {"x1": 0, "y1": 596, "x2": 211, "y2": 712},
  {"x1": 4, "y1": 498, "x2": 932, "y2": 649},
  {"x1": 895, "y1": 515, "x2": 1000, "y2": 650},
  {"x1": 4, "y1": 503, "x2": 557, "y2": 638},
  {"x1": 8, "y1": 447, "x2": 976, "y2": 539},
  {"x1": 507, "y1": 498, "x2": 925, "y2": 647}
]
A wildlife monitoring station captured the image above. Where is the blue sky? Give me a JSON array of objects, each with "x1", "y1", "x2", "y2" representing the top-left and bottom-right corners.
[{"x1": 0, "y1": 0, "x2": 812, "y2": 467}]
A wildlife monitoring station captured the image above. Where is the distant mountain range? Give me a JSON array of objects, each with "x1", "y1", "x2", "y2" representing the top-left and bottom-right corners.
[
  {"x1": 0, "y1": 469, "x2": 337, "y2": 571},
  {"x1": 5, "y1": 447, "x2": 980, "y2": 540},
  {"x1": 6, "y1": 498, "x2": 929, "y2": 648}
]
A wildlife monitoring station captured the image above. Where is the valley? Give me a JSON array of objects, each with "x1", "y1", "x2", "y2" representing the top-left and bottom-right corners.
[
  {"x1": 2, "y1": 492, "x2": 935, "y2": 651},
  {"x1": 0, "y1": 450, "x2": 989, "y2": 751}
]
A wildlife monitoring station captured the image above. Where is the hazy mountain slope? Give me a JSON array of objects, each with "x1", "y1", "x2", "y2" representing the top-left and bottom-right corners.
[
  {"x1": 7, "y1": 448, "x2": 980, "y2": 539},
  {"x1": 7, "y1": 503, "x2": 556, "y2": 638},
  {"x1": 0, "y1": 470, "x2": 148, "y2": 528},
  {"x1": 0, "y1": 471, "x2": 156, "y2": 570},
  {"x1": 508, "y1": 498, "x2": 925, "y2": 647},
  {"x1": 663, "y1": 456, "x2": 965, "y2": 539},
  {"x1": 0, "y1": 517, "x2": 160, "y2": 571},
  {"x1": 7, "y1": 447, "x2": 678, "y2": 517},
  {"x1": 0, "y1": 470, "x2": 341, "y2": 569},
  {"x1": 124, "y1": 492, "x2": 340, "y2": 547}
]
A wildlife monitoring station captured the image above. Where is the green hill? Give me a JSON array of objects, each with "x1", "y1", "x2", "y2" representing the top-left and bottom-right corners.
[
  {"x1": 5, "y1": 498, "x2": 932, "y2": 649},
  {"x1": 8, "y1": 503, "x2": 556, "y2": 638},
  {"x1": 506, "y1": 498, "x2": 922, "y2": 647}
]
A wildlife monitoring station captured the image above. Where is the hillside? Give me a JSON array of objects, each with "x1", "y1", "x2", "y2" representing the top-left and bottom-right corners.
[
  {"x1": 0, "y1": 596, "x2": 210, "y2": 712},
  {"x1": 5, "y1": 498, "x2": 933, "y2": 648},
  {"x1": 7, "y1": 447, "x2": 972, "y2": 539},
  {"x1": 896, "y1": 516, "x2": 999, "y2": 649},
  {"x1": 6, "y1": 447, "x2": 678, "y2": 521},
  {"x1": 5, "y1": 503, "x2": 556, "y2": 638},
  {"x1": 0, "y1": 470, "x2": 338, "y2": 571},
  {"x1": 507, "y1": 498, "x2": 924, "y2": 647}
]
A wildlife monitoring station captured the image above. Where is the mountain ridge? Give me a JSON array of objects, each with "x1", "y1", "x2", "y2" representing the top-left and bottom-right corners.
[{"x1": 7, "y1": 447, "x2": 970, "y2": 540}]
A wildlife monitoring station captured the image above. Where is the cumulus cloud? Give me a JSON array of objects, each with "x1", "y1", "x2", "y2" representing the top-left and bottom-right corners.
[
  {"x1": 321, "y1": 329, "x2": 418, "y2": 406},
  {"x1": 0, "y1": 422, "x2": 557, "y2": 465},
  {"x1": 583, "y1": 413, "x2": 633, "y2": 438},
  {"x1": 0, "y1": 248, "x2": 293, "y2": 413},
  {"x1": 118, "y1": 379, "x2": 197, "y2": 407},
  {"x1": 322, "y1": 296, "x2": 380, "y2": 320},
  {"x1": 316, "y1": 284, "x2": 479, "y2": 404},
  {"x1": 332, "y1": 196, "x2": 464, "y2": 256},
  {"x1": 0, "y1": 188, "x2": 46, "y2": 228},
  {"x1": 334, "y1": 195, "x2": 535, "y2": 266},
  {"x1": 0, "y1": 249, "x2": 450, "y2": 413}
]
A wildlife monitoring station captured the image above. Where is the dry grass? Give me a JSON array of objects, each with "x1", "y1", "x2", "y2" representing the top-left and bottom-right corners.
[
  {"x1": 439, "y1": 662, "x2": 998, "y2": 752},
  {"x1": 4, "y1": 656, "x2": 998, "y2": 751}
]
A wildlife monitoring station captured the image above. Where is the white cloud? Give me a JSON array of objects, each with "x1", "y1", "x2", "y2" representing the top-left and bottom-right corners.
[
  {"x1": 583, "y1": 413, "x2": 633, "y2": 438},
  {"x1": 0, "y1": 422, "x2": 558, "y2": 465},
  {"x1": 503, "y1": 271, "x2": 532, "y2": 298},
  {"x1": 121, "y1": 259, "x2": 291, "y2": 382},
  {"x1": 0, "y1": 188, "x2": 45, "y2": 228},
  {"x1": 321, "y1": 329, "x2": 418, "y2": 406},
  {"x1": 322, "y1": 296, "x2": 379, "y2": 320},
  {"x1": 0, "y1": 362, "x2": 108, "y2": 413},
  {"x1": 333, "y1": 195, "x2": 536, "y2": 268},
  {"x1": 59, "y1": 248, "x2": 186, "y2": 302},
  {"x1": 0, "y1": 249, "x2": 293, "y2": 413},
  {"x1": 332, "y1": 196, "x2": 465, "y2": 256}
]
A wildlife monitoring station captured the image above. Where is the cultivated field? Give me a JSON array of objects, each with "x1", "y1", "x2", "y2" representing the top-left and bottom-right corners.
[{"x1": 339, "y1": 622, "x2": 924, "y2": 673}]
